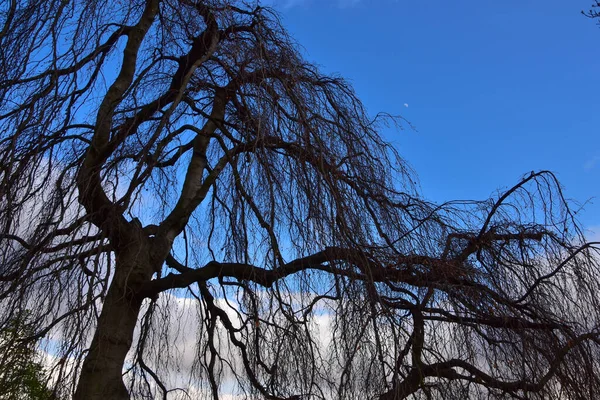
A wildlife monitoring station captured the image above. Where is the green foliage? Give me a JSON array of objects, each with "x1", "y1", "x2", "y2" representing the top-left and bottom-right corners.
[{"x1": 0, "y1": 315, "x2": 54, "y2": 400}]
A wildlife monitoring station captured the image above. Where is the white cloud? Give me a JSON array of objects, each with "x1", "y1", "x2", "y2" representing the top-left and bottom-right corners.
[{"x1": 124, "y1": 291, "x2": 340, "y2": 399}]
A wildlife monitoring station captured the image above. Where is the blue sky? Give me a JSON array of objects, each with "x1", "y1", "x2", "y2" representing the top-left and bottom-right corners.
[{"x1": 267, "y1": 0, "x2": 600, "y2": 235}]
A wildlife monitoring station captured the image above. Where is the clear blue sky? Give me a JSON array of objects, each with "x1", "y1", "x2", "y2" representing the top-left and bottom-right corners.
[{"x1": 268, "y1": 0, "x2": 600, "y2": 235}]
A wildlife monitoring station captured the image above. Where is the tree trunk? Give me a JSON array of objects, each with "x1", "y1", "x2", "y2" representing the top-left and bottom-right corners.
[{"x1": 74, "y1": 244, "x2": 154, "y2": 400}]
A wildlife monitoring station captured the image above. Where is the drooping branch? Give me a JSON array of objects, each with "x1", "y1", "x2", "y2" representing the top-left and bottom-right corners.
[
  {"x1": 140, "y1": 228, "x2": 547, "y2": 299},
  {"x1": 380, "y1": 331, "x2": 600, "y2": 400}
]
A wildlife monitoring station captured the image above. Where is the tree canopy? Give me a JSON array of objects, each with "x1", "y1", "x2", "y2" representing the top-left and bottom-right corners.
[
  {"x1": 1, "y1": 1, "x2": 599, "y2": 399},
  {"x1": 0, "y1": 313, "x2": 55, "y2": 400}
]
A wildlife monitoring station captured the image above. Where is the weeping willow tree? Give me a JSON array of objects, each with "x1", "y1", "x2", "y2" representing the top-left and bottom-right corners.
[{"x1": 1, "y1": 1, "x2": 599, "y2": 399}]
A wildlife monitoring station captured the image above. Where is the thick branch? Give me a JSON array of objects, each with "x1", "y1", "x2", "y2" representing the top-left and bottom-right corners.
[
  {"x1": 380, "y1": 332, "x2": 600, "y2": 399},
  {"x1": 76, "y1": 0, "x2": 159, "y2": 245},
  {"x1": 138, "y1": 231, "x2": 552, "y2": 303}
]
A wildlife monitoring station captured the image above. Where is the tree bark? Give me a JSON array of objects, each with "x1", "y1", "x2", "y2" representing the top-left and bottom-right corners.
[{"x1": 74, "y1": 243, "x2": 154, "y2": 400}]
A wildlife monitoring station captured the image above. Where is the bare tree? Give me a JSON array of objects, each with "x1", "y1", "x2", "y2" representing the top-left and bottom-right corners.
[{"x1": 1, "y1": 1, "x2": 599, "y2": 399}]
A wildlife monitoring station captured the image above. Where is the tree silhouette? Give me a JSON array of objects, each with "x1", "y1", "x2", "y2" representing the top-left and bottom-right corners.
[{"x1": 1, "y1": 1, "x2": 599, "y2": 399}]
